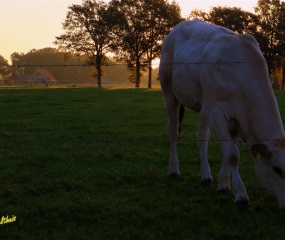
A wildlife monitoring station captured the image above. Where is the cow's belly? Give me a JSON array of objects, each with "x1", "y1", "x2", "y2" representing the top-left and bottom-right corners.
[{"x1": 172, "y1": 66, "x2": 202, "y2": 112}]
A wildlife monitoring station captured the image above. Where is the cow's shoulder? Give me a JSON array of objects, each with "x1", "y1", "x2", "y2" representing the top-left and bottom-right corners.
[
  {"x1": 238, "y1": 34, "x2": 261, "y2": 53},
  {"x1": 238, "y1": 34, "x2": 258, "y2": 45},
  {"x1": 164, "y1": 20, "x2": 236, "y2": 56},
  {"x1": 173, "y1": 20, "x2": 231, "y2": 40}
]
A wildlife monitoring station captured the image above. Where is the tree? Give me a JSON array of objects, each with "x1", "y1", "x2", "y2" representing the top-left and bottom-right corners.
[
  {"x1": 143, "y1": 0, "x2": 182, "y2": 88},
  {"x1": 109, "y1": 0, "x2": 152, "y2": 88},
  {"x1": 188, "y1": 7, "x2": 259, "y2": 35},
  {"x1": 0, "y1": 55, "x2": 10, "y2": 77},
  {"x1": 188, "y1": 9, "x2": 208, "y2": 20},
  {"x1": 55, "y1": 0, "x2": 120, "y2": 87},
  {"x1": 10, "y1": 52, "x2": 25, "y2": 76},
  {"x1": 254, "y1": 0, "x2": 285, "y2": 76},
  {"x1": 110, "y1": 0, "x2": 182, "y2": 88}
]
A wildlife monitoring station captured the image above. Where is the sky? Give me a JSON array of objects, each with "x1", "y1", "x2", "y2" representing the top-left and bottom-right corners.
[{"x1": 0, "y1": 0, "x2": 258, "y2": 63}]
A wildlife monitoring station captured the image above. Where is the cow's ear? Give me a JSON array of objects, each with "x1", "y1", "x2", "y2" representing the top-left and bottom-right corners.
[{"x1": 251, "y1": 144, "x2": 271, "y2": 160}]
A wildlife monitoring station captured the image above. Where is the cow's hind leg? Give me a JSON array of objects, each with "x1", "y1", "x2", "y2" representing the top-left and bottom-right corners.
[
  {"x1": 198, "y1": 116, "x2": 213, "y2": 186},
  {"x1": 205, "y1": 107, "x2": 249, "y2": 206},
  {"x1": 165, "y1": 95, "x2": 181, "y2": 179}
]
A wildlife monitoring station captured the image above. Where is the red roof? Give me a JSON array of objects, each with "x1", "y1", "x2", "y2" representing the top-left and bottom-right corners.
[
  {"x1": 37, "y1": 69, "x2": 56, "y2": 81},
  {"x1": 28, "y1": 69, "x2": 56, "y2": 82}
]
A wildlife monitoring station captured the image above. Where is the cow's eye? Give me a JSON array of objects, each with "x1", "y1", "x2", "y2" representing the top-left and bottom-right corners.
[{"x1": 273, "y1": 166, "x2": 283, "y2": 177}]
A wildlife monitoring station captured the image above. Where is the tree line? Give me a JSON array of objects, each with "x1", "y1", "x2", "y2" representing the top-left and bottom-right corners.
[{"x1": 1, "y1": 0, "x2": 285, "y2": 89}]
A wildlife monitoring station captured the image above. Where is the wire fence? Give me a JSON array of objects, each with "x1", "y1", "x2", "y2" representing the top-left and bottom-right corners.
[
  {"x1": 5, "y1": 60, "x2": 268, "y2": 67},
  {"x1": 0, "y1": 62, "x2": 162, "y2": 88},
  {"x1": 0, "y1": 60, "x2": 284, "y2": 89},
  {"x1": 0, "y1": 136, "x2": 281, "y2": 145}
]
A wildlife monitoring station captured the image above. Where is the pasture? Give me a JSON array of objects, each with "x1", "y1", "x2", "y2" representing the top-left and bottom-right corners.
[{"x1": 0, "y1": 87, "x2": 285, "y2": 239}]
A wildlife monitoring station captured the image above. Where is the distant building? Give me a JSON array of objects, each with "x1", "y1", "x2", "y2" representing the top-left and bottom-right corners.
[{"x1": 28, "y1": 69, "x2": 57, "y2": 86}]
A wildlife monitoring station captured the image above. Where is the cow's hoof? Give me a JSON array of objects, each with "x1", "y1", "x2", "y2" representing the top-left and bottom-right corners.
[
  {"x1": 217, "y1": 187, "x2": 231, "y2": 194},
  {"x1": 169, "y1": 173, "x2": 180, "y2": 180},
  {"x1": 201, "y1": 178, "x2": 214, "y2": 187},
  {"x1": 235, "y1": 199, "x2": 250, "y2": 209}
]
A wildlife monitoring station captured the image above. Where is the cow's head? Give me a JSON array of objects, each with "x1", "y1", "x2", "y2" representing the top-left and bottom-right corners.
[{"x1": 251, "y1": 138, "x2": 285, "y2": 208}]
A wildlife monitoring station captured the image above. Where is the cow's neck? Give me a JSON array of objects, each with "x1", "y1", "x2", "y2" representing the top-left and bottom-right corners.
[{"x1": 244, "y1": 88, "x2": 284, "y2": 144}]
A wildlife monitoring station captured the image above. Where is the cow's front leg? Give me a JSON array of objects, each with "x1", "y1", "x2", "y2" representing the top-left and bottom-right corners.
[
  {"x1": 206, "y1": 107, "x2": 249, "y2": 205},
  {"x1": 198, "y1": 116, "x2": 213, "y2": 186},
  {"x1": 218, "y1": 141, "x2": 249, "y2": 204},
  {"x1": 217, "y1": 146, "x2": 231, "y2": 193}
]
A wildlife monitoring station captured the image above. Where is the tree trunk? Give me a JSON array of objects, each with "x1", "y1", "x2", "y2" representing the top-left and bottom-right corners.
[
  {"x1": 280, "y1": 66, "x2": 285, "y2": 90},
  {"x1": 148, "y1": 63, "x2": 152, "y2": 88},
  {"x1": 97, "y1": 62, "x2": 102, "y2": 88},
  {"x1": 135, "y1": 60, "x2": 140, "y2": 88},
  {"x1": 97, "y1": 76, "x2": 102, "y2": 88}
]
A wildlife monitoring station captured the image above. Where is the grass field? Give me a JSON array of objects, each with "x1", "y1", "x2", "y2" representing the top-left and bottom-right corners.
[{"x1": 0, "y1": 88, "x2": 285, "y2": 239}]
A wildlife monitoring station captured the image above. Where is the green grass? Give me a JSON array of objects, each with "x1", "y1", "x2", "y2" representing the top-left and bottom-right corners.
[{"x1": 0, "y1": 88, "x2": 285, "y2": 239}]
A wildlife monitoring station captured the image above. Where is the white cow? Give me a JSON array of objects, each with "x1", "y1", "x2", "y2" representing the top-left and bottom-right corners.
[{"x1": 159, "y1": 19, "x2": 285, "y2": 208}]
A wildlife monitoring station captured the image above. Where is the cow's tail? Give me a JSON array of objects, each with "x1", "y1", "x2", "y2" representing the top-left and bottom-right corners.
[{"x1": 178, "y1": 105, "x2": 185, "y2": 141}]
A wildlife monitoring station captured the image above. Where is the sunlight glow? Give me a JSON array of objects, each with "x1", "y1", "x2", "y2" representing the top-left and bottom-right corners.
[{"x1": 152, "y1": 58, "x2": 160, "y2": 69}]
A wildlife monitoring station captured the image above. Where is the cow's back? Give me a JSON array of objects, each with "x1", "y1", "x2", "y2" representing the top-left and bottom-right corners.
[
  {"x1": 161, "y1": 19, "x2": 235, "y2": 61},
  {"x1": 159, "y1": 19, "x2": 268, "y2": 112}
]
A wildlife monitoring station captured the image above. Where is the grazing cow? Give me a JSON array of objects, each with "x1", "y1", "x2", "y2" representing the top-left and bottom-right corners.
[{"x1": 159, "y1": 19, "x2": 285, "y2": 208}]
